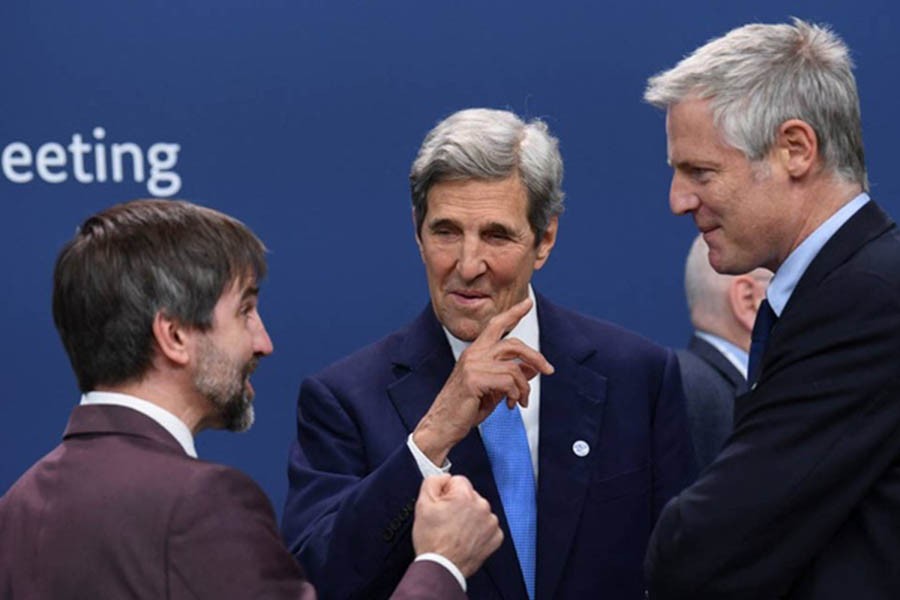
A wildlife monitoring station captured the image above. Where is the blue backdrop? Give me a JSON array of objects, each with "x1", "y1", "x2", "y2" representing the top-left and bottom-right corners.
[{"x1": 3, "y1": 1, "x2": 899, "y2": 519}]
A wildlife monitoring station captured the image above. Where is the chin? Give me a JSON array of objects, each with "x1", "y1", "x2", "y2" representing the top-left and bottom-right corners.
[
  {"x1": 445, "y1": 319, "x2": 484, "y2": 342},
  {"x1": 225, "y1": 405, "x2": 255, "y2": 433}
]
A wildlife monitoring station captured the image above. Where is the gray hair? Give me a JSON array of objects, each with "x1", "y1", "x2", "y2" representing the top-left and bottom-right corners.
[
  {"x1": 644, "y1": 18, "x2": 867, "y2": 190},
  {"x1": 410, "y1": 108, "x2": 565, "y2": 242}
]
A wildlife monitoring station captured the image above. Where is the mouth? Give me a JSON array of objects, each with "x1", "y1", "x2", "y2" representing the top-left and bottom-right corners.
[
  {"x1": 697, "y1": 223, "x2": 721, "y2": 241},
  {"x1": 696, "y1": 220, "x2": 718, "y2": 234},
  {"x1": 447, "y1": 290, "x2": 491, "y2": 306},
  {"x1": 243, "y1": 359, "x2": 260, "y2": 399}
]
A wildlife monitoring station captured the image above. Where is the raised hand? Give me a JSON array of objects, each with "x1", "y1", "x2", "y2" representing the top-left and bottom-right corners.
[{"x1": 412, "y1": 298, "x2": 554, "y2": 465}]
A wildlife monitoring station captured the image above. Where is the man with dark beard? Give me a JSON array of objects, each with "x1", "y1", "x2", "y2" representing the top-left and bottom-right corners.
[{"x1": 0, "y1": 199, "x2": 502, "y2": 599}]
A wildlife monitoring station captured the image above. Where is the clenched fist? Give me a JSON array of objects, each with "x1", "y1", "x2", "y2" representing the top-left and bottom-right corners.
[{"x1": 412, "y1": 474, "x2": 504, "y2": 577}]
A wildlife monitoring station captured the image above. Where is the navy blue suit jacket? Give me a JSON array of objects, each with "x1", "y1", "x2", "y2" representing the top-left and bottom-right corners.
[
  {"x1": 647, "y1": 201, "x2": 900, "y2": 598},
  {"x1": 677, "y1": 335, "x2": 744, "y2": 471},
  {"x1": 283, "y1": 293, "x2": 694, "y2": 599}
]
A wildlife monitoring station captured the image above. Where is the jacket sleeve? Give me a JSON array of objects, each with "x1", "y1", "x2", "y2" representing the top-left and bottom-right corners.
[
  {"x1": 651, "y1": 349, "x2": 698, "y2": 520},
  {"x1": 281, "y1": 375, "x2": 426, "y2": 599},
  {"x1": 645, "y1": 271, "x2": 900, "y2": 598}
]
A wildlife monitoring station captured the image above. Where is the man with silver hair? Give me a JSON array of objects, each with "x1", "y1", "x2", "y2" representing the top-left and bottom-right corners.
[
  {"x1": 644, "y1": 19, "x2": 900, "y2": 598},
  {"x1": 282, "y1": 108, "x2": 693, "y2": 599},
  {"x1": 677, "y1": 234, "x2": 770, "y2": 471}
]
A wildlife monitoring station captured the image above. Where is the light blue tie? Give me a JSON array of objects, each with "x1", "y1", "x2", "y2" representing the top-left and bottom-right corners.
[{"x1": 480, "y1": 403, "x2": 536, "y2": 599}]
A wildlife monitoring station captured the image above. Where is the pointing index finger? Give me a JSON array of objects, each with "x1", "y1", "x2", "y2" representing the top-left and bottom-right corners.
[{"x1": 475, "y1": 298, "x2": 533, "y2": 346}]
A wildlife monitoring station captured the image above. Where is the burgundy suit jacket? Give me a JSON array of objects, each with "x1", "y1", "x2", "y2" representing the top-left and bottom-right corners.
[{"x1": 0, "y1": 404, "x2": 463, "y2": 600}]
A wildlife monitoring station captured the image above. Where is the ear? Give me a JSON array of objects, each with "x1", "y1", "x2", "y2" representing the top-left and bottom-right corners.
[
  {"x1": 775, "y1": 119, "x2": 818, "y2": 179},
  {"x1": 728, "y1": 275, "x2": 761, "y2": 335},
  {"x1": 412, "y1": 208, "x2": 425, "y2": 261},
  {"x1": 533, "y1": 216, "x2": 559, "y2": 271},
  {"x1": 151, "y1": 311, "x2": 192, "y2": 367}
]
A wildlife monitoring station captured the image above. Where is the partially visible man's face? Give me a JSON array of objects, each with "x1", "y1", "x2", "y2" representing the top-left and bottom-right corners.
[
  {"x1": 416, "y1": 174, "x2": 557, "y2": 341},
  {"x1": 666, "y1": 98, "x2": 791, "y2": 274},
  {"x1": 193, "y1": 279, "x2": 273, "y2": 432}
]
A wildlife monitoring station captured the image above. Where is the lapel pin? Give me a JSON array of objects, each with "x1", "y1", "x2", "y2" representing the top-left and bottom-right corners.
[{"x1": 572, "y1": 440, "x2": 590, "y2": 457}]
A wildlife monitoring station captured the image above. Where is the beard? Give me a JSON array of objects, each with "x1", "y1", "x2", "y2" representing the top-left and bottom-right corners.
[{"x1": 193, "y1": 337, "x2": 258, "y2": 432}]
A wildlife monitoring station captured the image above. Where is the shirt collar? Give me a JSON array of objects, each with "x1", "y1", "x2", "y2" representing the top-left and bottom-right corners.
[
  {"x1": 767, "y1": 193, "x2": 870, "y2": 316},
  {"x1": 694, "y1": 330, "x2": 749, "y2": 378},
  {"x1": 80, "y1": 391, "x2": 198, "y2": 458},
  {"x1": 444, "y1": 285, "x2": 540, "y2": 360}
]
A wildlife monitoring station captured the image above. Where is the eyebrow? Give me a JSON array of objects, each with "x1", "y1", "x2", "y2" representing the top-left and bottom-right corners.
[
  {"x1": 428, "y1": 218, "x2": 518, "y2": 234},
  {"x1": 427, "y1": 218, "x2": 458, "y2": 229},
  {"x1": 241, "y1": 285, "x2": 260, "y2": 301},
  {"x1": 483, "y1": 221, "x2": 515, "y2": 233}
]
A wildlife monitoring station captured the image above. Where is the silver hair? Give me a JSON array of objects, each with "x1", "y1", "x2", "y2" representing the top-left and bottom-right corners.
[
  {"x1": 644, "y1": 18, "x2": 867, "y2": 190},
  {"x1": 409, "y1": 108, "x2": 565, "y2": 242}
]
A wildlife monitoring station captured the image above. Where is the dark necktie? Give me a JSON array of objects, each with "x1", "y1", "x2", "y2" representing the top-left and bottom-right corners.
[{"x1": 747, "y1": 299, "x2": 778, "y2": 388}]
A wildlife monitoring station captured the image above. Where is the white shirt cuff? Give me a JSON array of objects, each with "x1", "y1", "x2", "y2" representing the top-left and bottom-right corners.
[
  {"x1": 414, "y1": 553, "x2": 466, "y2": 592},
  {"x1": 406, "y1": 433, "x2": 451, "y2": 477}
]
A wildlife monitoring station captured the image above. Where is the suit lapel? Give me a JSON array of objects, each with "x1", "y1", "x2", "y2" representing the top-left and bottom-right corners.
[
  {"x1": 534, "y1": 296, "x2": 607, "y2": 600},
  {"x1": 788, "y1": 201, "x2": 893, "y2": 307},
  {"x1": 688, "y1": 335, "x2": 745, "y2": 392},
  {"x1": 762, "y1": 200, "x2": 895, "y2": 382},
  {"x1": 386, "y1": 309, "x2": 455, "y2": 435},
  {"x1": 386, "y1": 306, "x2": 526, "y2": 599}
]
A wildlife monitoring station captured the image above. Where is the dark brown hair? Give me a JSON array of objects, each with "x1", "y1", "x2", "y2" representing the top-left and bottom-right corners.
[{"x1": 52, "y1": 199, "x2": 267, "y2": 391}]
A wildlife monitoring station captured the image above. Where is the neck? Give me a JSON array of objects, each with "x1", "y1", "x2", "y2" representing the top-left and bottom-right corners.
[{"x1": 771, "y1": 178, "x2": 862, "y2": 271}]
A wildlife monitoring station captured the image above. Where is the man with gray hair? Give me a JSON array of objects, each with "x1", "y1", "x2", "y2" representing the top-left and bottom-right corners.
[
  {"x1": 677, "y1": 234, "x2": 770, "y2": 471},
  {"x1": 282, "y1": 108, "x2": 694, "y2": 599},
  {"x1": 644, "y1": 19, "x2": 900, "y2": 598}
]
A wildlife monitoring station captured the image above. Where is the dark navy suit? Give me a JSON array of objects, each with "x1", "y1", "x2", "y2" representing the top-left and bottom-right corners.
[
  {"x1": 647, "y1": 201, "x2": 900, "y2": 598},
  {"x1": 677, "y1": 335, "x2": 745, "y2": 471},
  {"x1": 283, "y1": 293, "x2": 694, "y2": 599}
]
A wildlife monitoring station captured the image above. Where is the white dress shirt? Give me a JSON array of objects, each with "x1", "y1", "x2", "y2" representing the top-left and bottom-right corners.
[{"x1": 80, "y1": 390, "x2": 197, "y2": 458}]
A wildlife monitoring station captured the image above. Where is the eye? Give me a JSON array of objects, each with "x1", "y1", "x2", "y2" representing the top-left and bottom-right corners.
[
  {"x1": 689, "y1": 166, "x2": 714, "y2": 182},
  {"x1": 483, "y1": 227, "x2": 515, "y2": 243},
  {"x1": 428, "y1": 223, "x2": 460, "y2": 239}
]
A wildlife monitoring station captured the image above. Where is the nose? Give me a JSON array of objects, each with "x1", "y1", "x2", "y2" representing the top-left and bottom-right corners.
[
  {"x1": 253, "y1": 316, "x2": 274, "y2": 356},
  {"x1": 455, "y1": 235, "x2": 487, "y2": 281},
  {"x1": 669, "y1": 172, "x2": 700, "y2": 216}
]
